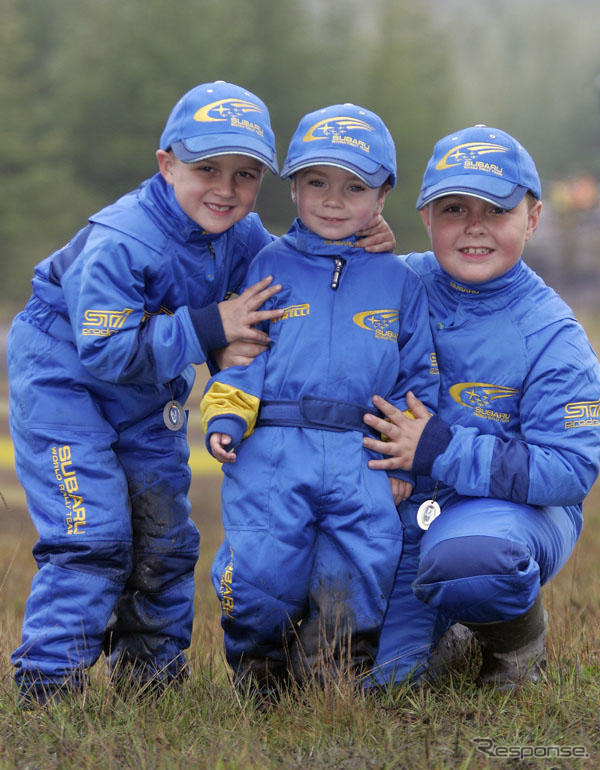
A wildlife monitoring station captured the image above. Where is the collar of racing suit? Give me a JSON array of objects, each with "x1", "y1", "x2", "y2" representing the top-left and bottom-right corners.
[
  {"x1": 282, "y1": 217, "x2": 377, "y2": 260},
  {"x1": 434, "y1": 258, "x2": 532, "y2": 303}
]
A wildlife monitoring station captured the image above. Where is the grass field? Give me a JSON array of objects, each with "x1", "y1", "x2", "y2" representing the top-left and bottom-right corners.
[{"x1": 1, "y1": 319, "x2": 600, "y2": 769}]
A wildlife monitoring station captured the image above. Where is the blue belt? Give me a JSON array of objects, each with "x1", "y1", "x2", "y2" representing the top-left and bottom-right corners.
[{"x1": 256, "y1": 396, "x2": 379, "y2": 436}]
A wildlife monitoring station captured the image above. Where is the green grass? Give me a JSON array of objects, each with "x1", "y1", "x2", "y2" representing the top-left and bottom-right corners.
[
  {"x1": 1, "y1": 475, "x2": 599, "y2": 768},
  {"x1": 2, "y1": 310, "x2": 600, "y2": 768}
]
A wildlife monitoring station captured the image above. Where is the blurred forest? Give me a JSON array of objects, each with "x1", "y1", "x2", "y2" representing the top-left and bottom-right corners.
[{"x1": 2, "y1": 0, "x2": 600, "y2": 317}]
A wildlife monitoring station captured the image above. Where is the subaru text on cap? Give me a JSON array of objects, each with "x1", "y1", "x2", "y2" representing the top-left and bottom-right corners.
[
  {"x1": 160, "y1": 80, "x2": 278, "y2": 173},
  {"x1": 281, "y1": 103, "x2": 396, "y2": 188},
  {"x1": 416, "y1": 124, "x2": 541, "y2": 210}
]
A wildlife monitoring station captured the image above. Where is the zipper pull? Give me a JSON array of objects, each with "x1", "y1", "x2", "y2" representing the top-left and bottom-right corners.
[
  {"x1": 331, "y1": 257, "x2": 346, "y2": 290},
  {"x1": 206, "y1": 241, "x2": 216, "y2": 281}
]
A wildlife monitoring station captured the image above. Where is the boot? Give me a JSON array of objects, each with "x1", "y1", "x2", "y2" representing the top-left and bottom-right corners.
[
  {"x1": 465, "y1": 594, "x2": 547, "y2": 690},
  {"x1": 427, "y1": 623, "x2": 475, "y2": 679}
]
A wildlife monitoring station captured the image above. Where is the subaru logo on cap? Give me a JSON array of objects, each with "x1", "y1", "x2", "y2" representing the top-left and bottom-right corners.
[
  {"x1": 416, "y1": 125, "x2": 541, "y2": 210},
  {"x1": 281, "y1": 103, "x2": 397, "y2": 188},
  {"x1": 193, "y1": 99, "x2": 265, "y2": 133},
  {"x1": 436, "y1": 141, "x2": 510, "y2": 171},
  {"x1": 304, "y1": 117, "x2": 375, "y2": 148},
  {"x1": 159, "y1": 81, "x2": 278, "y2": 173}
]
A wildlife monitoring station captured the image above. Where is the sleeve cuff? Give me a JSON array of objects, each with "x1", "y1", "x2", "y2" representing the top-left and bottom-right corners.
[
  {"x1": 387, "y1": 469, "x2": 414, "y2": 484},
  {"x1": 204, "y1": 415, "x2": 246, "y2": 454},
  {"x1": 412, "y1": 415, "x2": 453, "y2": 477},
  {"x1": 189, "y1": 302, "x2": 228, "y2": 354}
]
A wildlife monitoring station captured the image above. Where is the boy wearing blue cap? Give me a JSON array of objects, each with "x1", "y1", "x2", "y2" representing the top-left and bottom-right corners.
[
  {"x1": 7, "y1": 80, "x2": 291, "y2": 704},
  {"x1": 200, "y1": 104, "x2": 438, "y2": 698},
  {"x1": 362, "y1": 125, "x2": 600, "y2": 689}
]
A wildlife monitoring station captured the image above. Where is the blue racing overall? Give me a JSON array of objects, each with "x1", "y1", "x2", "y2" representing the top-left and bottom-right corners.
[
  {"x1": 8, "y1": 172, "x2": 273, "y2": 693},
  {"x1": 201, "y1": 219, "x2": 438, "y2": 684}
]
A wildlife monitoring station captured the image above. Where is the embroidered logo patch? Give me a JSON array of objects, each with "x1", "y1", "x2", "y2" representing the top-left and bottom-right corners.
[
  {"x1": 436, "y1": 141, "x2": 509, "y2": 176},
  {"x1": 449, "y1": 382, "x2": 518, "y2": 423},
  {"x1": 353, "y1": 309, "x2": 399, "y2": 341},
  {"x1": 193, "y1": 98, "x2": 265, "y2": 137},
  {"x1": 564, "y1": 399, "x2": 600, "y2": 429}
]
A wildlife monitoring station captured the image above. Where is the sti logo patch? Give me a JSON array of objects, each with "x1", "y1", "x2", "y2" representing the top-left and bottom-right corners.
[
  {"x1": 193, "y1": 99, "x2": 265, "y2": 135},
  {"x1": 303, "y1": 117, "x2": 374, "y2": 152},
  {"x1": 449, "y1": 382, "x2": 518, "y2": 423},
  {"x1": 436, "y1": 142, "x2": 509, "y2": 176},
  {"x1": 81, "y1": 307, "x2": 132, "y2": 337},
  {"x1": 353, "y1": 309, "x2": 398, "y2": 341}
]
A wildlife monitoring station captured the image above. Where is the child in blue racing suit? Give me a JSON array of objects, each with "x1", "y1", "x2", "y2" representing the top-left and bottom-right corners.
[
  {"x1": 362, "y1": 125, "x2": 600, "y2": 689},
  {"x1": 7, "y1": 80, "x2": 291, "y2": 704},
  {"x1": 201, "y1": 104, "x2": 438, "y2": 697}
]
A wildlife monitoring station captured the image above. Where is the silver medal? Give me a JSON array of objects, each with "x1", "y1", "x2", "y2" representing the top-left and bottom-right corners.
[
  {"x1": 163, "y1": 400, "x2": 185, "y2": 431},
  {"x1": 417, "y1": 499, "x2": 441, "y2": 530}
]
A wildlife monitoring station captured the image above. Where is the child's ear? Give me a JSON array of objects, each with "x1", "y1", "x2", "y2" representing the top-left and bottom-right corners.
[
  {"x1": 525, "y1": 200, "x2": 543, "y2": 242},
  {"x1": 419, "y1": 205, "x2": 432, "y2": 237},
  {"x1": 376, "y1": 184, "x2": 392, "y2": 215},
  {"x1": 290, "y1": 178, "x2": 297, "y2": 204},
  {"x1": 156, "y1": 149, "x2": 175, "y2": 184}
]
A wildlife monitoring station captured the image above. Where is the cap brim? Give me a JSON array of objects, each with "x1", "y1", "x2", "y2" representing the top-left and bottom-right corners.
[
  {"x1": 416, "y1": 175, "x2": 530, "y2": 209},
  {"x1": 171, "y1": 137, "x2": 278, "y2": 174},
  {"x1": 281, "y1": 158, "x2": 393, "y2": 188}
]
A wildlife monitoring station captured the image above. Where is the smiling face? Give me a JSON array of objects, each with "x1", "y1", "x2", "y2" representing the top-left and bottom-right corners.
[
  {"x1": 291, "y1": 165, "x2": 389, "y2": 240},
  {"x1": 420, "y1": 193, "x2": 542, "y2": 284},
  {"x1": 156, "y1": 151, "x2": 265, "y2": 233}
]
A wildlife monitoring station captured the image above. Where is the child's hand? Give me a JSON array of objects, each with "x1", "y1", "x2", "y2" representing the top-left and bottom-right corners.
[
  {"x1": 213, "y1": 340, "x2": 270, "y2": 370},
  {"x1": 363, "y1": 391, "x2": 432, "y2": 471},
  {"x1": 356, "y1": 214, "x2": 396, "y2": 253},
  {"x1": 389, "y1": 477, "x2": 413, "y2": 505},
  {"x1": 209, "y1": 432, "x2": 237, "y2": 463},
  {"x1": 218, "y1": 276, "x2": 284, "y2": 346}
]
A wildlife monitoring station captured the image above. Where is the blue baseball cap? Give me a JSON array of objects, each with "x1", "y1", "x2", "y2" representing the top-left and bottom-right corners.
[
  {"x1": 416, "y1": 125, "x2": 541, "y2": 209},
  {"x1": 159, "y1": 81, "x2": 278, "y2": 173},
  {"x1": 281, "y1": 103, "x2": 396, "y2": 188}
]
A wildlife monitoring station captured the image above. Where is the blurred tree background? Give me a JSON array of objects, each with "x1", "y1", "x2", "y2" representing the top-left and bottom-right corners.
[{"x1": 1, "y1": 0, "x2": 599, "y2": 316}]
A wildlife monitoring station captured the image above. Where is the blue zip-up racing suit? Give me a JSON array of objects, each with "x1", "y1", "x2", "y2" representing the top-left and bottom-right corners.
[
  {"x1": 7, "y1": 172, "x2": 273, "y2": 693},
  {"x1": 201, "y1": 219, "x2": 438, "y2": 684},
  {"x1": 373, "y1": 252, "x2": 600, "y2": 684}
]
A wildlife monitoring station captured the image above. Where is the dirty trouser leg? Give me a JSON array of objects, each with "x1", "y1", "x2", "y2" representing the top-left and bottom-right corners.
[
  {"x1": 288, "y1": 432, "x2": 404, "y2": 686},
  {"x1": 104, "y1": 409, "x2": 199, "y2": 688}
]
